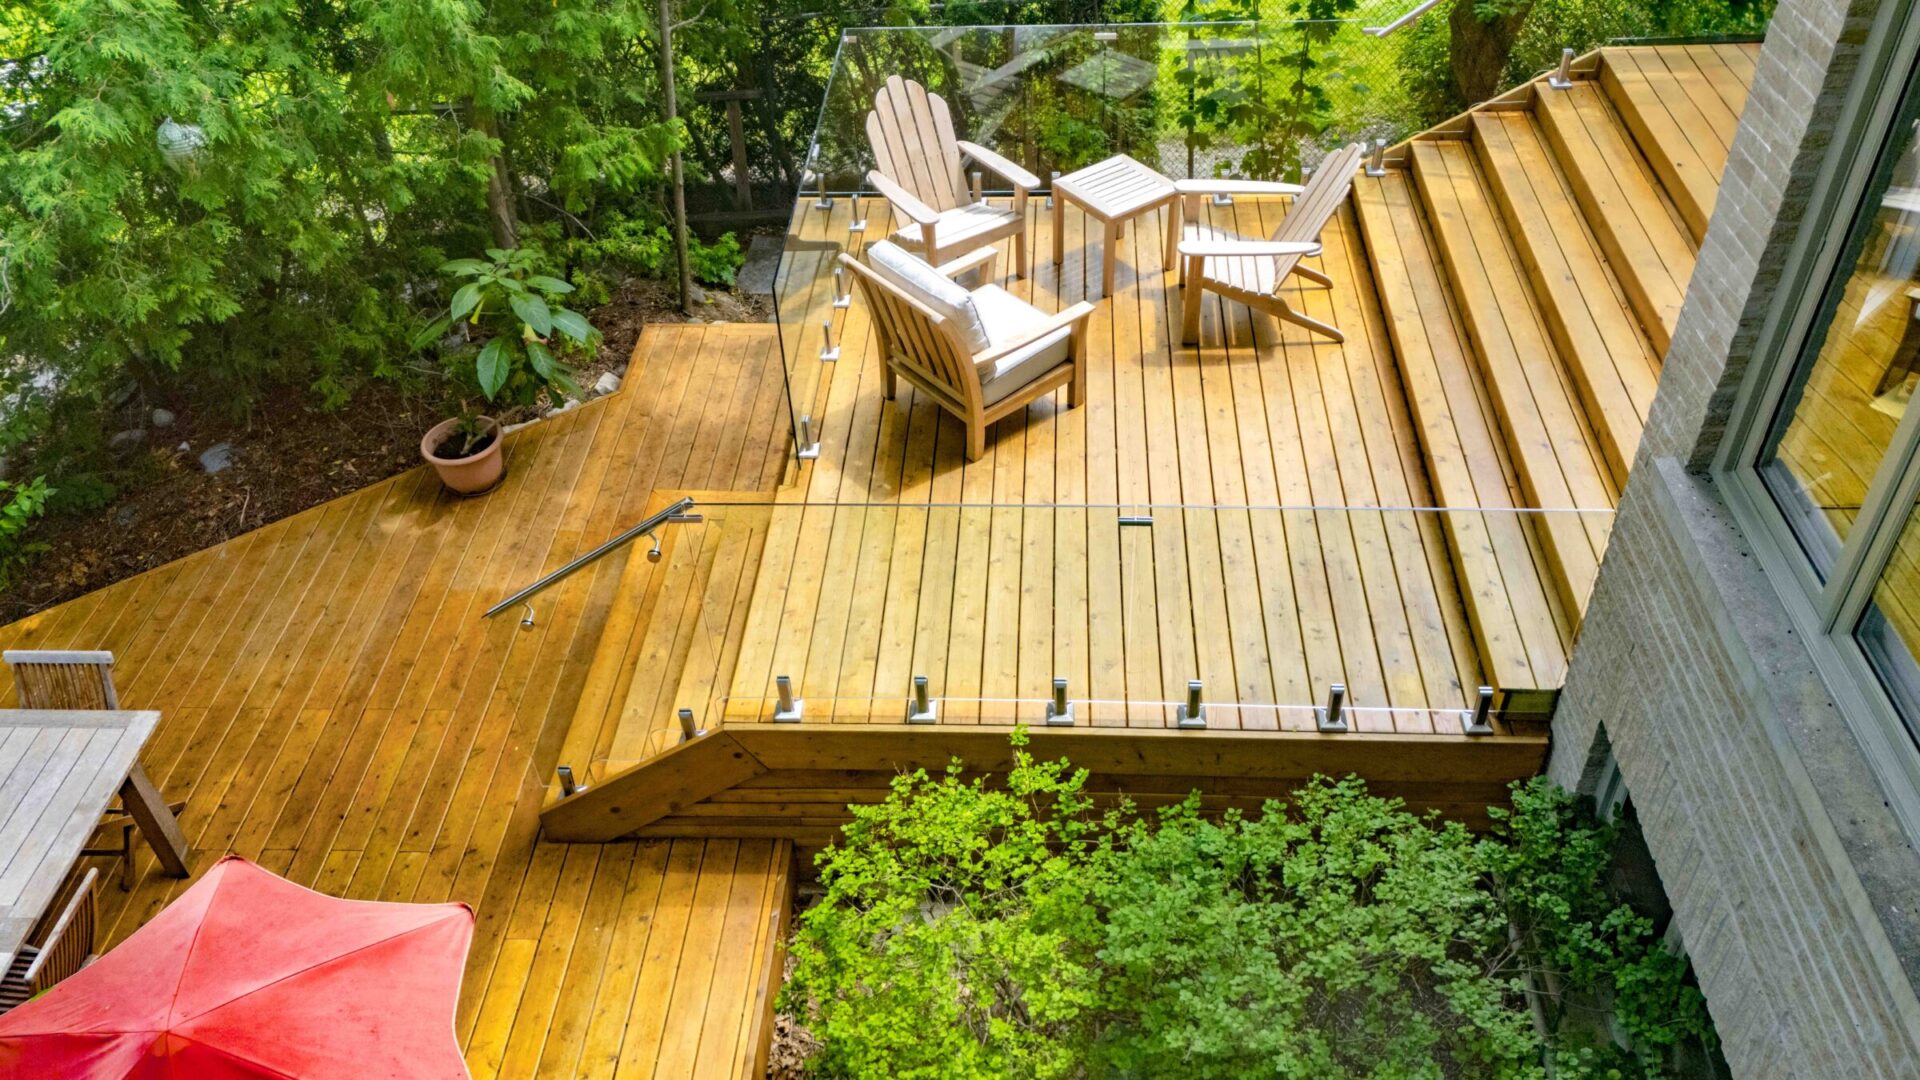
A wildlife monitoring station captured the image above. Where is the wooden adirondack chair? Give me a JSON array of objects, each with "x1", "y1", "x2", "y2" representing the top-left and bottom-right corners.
[
  {"x1": 842, "y1": 242, "x2": 1093, "y2": 461},
  {"x1": 1176, "y1": 143, "x2": 1367, "y2": 345},
  {"x1": 865, "y1": 75, "x2": 1040, "y2": 278}
]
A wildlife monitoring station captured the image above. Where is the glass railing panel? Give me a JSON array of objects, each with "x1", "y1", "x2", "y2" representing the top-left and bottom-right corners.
[{"x1": 704, "y1": 502, "x2": 1614, "y2": 730}]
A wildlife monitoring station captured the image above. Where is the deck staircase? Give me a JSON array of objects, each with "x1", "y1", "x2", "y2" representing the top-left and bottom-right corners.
[{"x1": 1353, "y1": 41, "x2": 1754, "y2": 692}]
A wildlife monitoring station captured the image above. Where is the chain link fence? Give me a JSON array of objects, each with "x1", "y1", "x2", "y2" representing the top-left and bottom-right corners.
[{"x1": 676, "y1": 0, "x2": 1771, "y2": 218}]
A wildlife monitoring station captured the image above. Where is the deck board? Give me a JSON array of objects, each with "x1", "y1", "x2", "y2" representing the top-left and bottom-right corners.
[{"x1": 0, "y1": 324, "x2": 791, "y2": 1080}]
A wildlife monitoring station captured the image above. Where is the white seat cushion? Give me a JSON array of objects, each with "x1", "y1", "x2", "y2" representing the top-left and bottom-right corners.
[
  {"x1": 969, "y1": 284, "x2": 1071, "y2": 406},
  {"x1": 866, "y1": 241, "x2": 989, "y2": 353}
]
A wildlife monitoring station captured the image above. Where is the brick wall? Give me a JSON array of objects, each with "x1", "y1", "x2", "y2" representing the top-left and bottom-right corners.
[{"x1": 1548, "y1": 0, "x2": 1920, "y2": 1071}]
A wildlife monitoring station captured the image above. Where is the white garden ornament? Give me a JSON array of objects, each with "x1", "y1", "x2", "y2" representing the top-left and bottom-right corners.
[{"x1": 155, "y1": 116, "x2": 207, "y2": 169}]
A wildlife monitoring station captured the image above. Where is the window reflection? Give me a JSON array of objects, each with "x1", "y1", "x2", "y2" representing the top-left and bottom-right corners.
[
  {"x1": 1858, "y1": 490, "x2": 1920, "y2": 728},
  {"x1": 1760, "y1": 118, "x2": 1920, "y2": 576}
]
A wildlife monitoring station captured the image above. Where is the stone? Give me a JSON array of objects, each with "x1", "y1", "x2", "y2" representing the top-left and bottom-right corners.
[
  {"x1": 198, "y1": 441, "x2": 234, "y2": 474},
  {"x1": 592, "y1": 371, "x2": 622, "y2": 396},
  {"x1": 113, "y1": 504, "x2": 138, "y2": 528},
  {"x1": 151, "y1": 408, "x2": 176, "y2": 428},
  {"x1": 108, "y1": 428, "x2": 148, "y2": 451},
  {"x1": 736, "y1": 234, "x2": 785, "y2": 295}
]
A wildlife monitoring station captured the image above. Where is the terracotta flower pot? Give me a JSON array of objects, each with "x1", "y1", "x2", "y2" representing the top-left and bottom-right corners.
[{"x1": 421, "y1": 416, "x2": 506, "y2": 496}]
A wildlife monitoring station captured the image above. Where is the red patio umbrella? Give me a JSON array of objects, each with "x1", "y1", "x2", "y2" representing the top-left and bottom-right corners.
[{"x1": 0, "y1": 855, "x2": 474, "y2": 1078}]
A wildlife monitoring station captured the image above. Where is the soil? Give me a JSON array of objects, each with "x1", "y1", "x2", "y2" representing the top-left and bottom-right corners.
[
  {"x1": 1, "y1": 275, "x2": 773, "y2": 624},
  {"x1": 432, "y1": 425, "x2": 497, "y2": 461}
]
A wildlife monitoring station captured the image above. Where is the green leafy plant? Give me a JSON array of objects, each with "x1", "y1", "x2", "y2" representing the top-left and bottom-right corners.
[
  {"x1": 572, "y1": 214, "x2": 747, "y2": 287},
  {"x1": 416, "y1": 248, "x2": 601, "y2": 421},
  {"x1": 0, "y1": 476, "x2": 54, "y2": 591},
  {"x1": 785, "y1": 741, "x2": 1721, "y2": 1079},
  {"x1": 1484, "y1": 780, "x2": 1717, "y2": 1063}
]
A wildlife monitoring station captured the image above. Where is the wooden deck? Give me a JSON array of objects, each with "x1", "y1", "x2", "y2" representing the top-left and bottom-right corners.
[
  {"x1": 545, "y1": 43, "x2": 1760, "y2": 850},
  {"x1": 0, "y1": 323, "x2": 793, "y2": 1079},
  {"x1": 0, "y1": 39, "x2": 1765, "y2": 1074}
]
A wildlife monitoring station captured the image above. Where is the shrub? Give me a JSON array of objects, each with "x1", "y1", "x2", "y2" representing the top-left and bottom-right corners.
[
  {"x1": 0, "y1": 476, "x2": 53, "y2": 592},
  {"x1": 784, "y1": 737, "x2": 1718, "y2": 1079},
  {"x1": 570, "y1": 213, "x2": 747, "y2": 287}
]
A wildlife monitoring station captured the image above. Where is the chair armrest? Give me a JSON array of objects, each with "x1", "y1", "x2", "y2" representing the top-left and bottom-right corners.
[
  {"x1": 1178, "y1": 239, "x2": 1322, "y2": 258},
  {"x1": 955, "y1": 141, "x2": 1041, "y2": 191},
  {"x1": 971, "y1": 302, "x2": 1097, "y2": 366},
  {"x1": 933, "y1": 247, "x2": 998, "y2": 279},
  {"x1": 867, "y1": 171, "x2": 943, "y2": 226},
  {"x1": 1173, "y1": 178, "x2": 1306, "y2": 196}
]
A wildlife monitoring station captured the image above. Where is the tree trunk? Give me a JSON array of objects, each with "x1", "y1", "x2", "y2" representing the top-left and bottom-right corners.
[
  {"x1": 658, "y1": 0, "x2": 694, "y2": 314},
  {"x1": 1448, "y1": 0, "x2": 1536, "y2": 107},
  {"x1": 472, "y1": 103, "x2": 519, "y2": 250}
]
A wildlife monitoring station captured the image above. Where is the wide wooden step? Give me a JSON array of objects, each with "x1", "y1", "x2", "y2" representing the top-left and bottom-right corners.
[
  {"x1": 1533, "y1": 82, "x2": 1697, "y2": 353},
  {"x1": 1597, "y1": 44, "x2": 1755, "y2": 243},
  {"x1": 1352, "y1": 173, "x2": 1573, "y2": 694},
  {"x1": 1471, "y1": 110, "x2": 1662, "y2": 486},
  {"x1": 550, "y1": 496, "x2": 774, "y2": 795},
  {"x1": 1409, "y1": 139, "x2": 1618, "y2": 618}
]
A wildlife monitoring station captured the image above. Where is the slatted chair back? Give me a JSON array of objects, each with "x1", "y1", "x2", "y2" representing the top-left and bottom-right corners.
[
  {"x1": 866, "y1": 75, "x2": 970, "y2": 216},
  {"x1": 1265, "y1": 143, "x2": 1365, "y2": 293},
  {"x1": 4, "y1": 650, "x2": 120, "y2": 710},
  {"x1": 839, "y1": 254, "x2": 985, "y2": 417},
  {"x1": 24, "y1": 868, "x2": 98, "y2": 998}
]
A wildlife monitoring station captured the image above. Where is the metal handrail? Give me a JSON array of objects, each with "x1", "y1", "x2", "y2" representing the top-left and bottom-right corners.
[
  {"x1": 484, "y1": 496, "x2": 697, "y2": 618},
  {"x1": 1364, "y1": 0, "x2": 1441, "y2": 37}
]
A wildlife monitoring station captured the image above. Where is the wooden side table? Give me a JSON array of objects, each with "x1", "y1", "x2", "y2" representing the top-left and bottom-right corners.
[{"x1": 1052, "y1": 155, "x2": 1179, "y2": 296}]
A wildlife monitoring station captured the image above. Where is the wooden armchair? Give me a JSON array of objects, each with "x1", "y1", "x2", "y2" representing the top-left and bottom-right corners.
[
  {"x1": 1176, "y1": 143, "x2": 1366, "y2": 345},
  {"x1": 844, "y1": 241, "x2": 1093, "y2": 461},
  {"x1": 4, "y1": 649, "x2": 120, "y2": 709},
  {"x1": 866, "y1": 75, "x2": 1041, "y2": 278},
  {"x1": 0, "y1": 869, "x2": 97, "y2": 1014}
]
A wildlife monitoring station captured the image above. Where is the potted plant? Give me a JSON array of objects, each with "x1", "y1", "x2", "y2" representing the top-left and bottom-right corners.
[{"x1": 415, "y1": 247, "x2": 601, "y2": 495}]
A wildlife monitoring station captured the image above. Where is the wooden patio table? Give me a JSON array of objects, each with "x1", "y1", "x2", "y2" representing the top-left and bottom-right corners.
[
  {"x1": 1051, "y1": 153, "x2": 1179, "y2": 297},
  {"x1": 0, "y1": 710, "x2": 189, "y2": 976}
]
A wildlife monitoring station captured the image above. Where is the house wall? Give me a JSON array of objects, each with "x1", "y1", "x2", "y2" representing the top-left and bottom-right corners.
[{"x1": 1546, "y1": 0, "x2": 1920, "y2": 1072}]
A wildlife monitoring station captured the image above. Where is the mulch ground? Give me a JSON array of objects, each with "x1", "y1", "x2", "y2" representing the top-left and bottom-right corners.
[{"x1": 1, "y1": 277, "x2": 772, "y2": 624}]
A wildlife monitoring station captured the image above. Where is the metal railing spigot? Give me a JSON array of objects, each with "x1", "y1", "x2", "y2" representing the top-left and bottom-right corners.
[
  {"x1": 970, "y1": 170, "x2": 984, "y2": 204},
  {"x1": 848, "y1": 192, "x2": 867, "y2": 233},
  {"x1": 1316, "y1": 683, "x2": 1349, "y2": 733},
  {"x1": 1176, "y1": 680, "x2": 1206, "y2": 728},
  {"x1": 1046, "y1": 170, "x2": 1060, "y2": 209},
  {"x1": 1365, "y1": 138, "x2": 1389, "y2": 177},
  {"x1": 1461, "y1": 686, "x2": 1496, "y2": 735},
  {"x1": 819, "y1": 318, "x2": 840, "y2": 362},
  {"x1": 833, "y1": 266, "x2": 851, "y2": 309},
  {"x1": 1045, "y1": 677, "x2": 1074, "y2": 726},
  {"x1": 906, "y1": 674, "x2": 937, "y2": 724},
  {"x1": 773, "y1": 674, "x2": 803, "y2": 722},
  {"x1": 557, "y1": 765, "x2": 584, "y2": 797},
  {"x1": 519, "y1": 602, "x2": 536, "y2": 629},
  {"x1": 678, "y1": 707, "x2": 705, "y2": 742},
  {"x1": 814, "y1": 172, "x2": 833, "y2": 210},
  {"x1": 1549, "y1": 48, "x2": 1575, "y2": 89},
  {"x1": 796, "y1": 415, "x2": 821, "y2": 460}
]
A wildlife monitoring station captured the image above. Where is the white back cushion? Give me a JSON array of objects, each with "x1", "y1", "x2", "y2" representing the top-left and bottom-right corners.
[{"x1": 865, "y1": 241, "x2": 989, "y2": 353}]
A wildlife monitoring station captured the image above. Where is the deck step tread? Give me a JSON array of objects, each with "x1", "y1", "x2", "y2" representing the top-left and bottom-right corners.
[
  {"x1": 1534, "y1": 81, "x2": 1697, "y2": 353},
  {"x1": 1471, "y1": 110, "x2": 1662, "y2": 486},
  {"x1": 1353, "y1": 174, "x2": 1572, "y2": 692},
  {"x1": 1598, "y1": 44, "x2": 1751, "y2": 242},
  {"x1": 1410, "y1": 138, "x2": 1617, "y2": 618}
]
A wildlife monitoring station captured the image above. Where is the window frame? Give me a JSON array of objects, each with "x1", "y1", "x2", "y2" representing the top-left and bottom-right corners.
[{"x1": 1717, "y1": 0, "x2": 1920, "y2": 840}]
